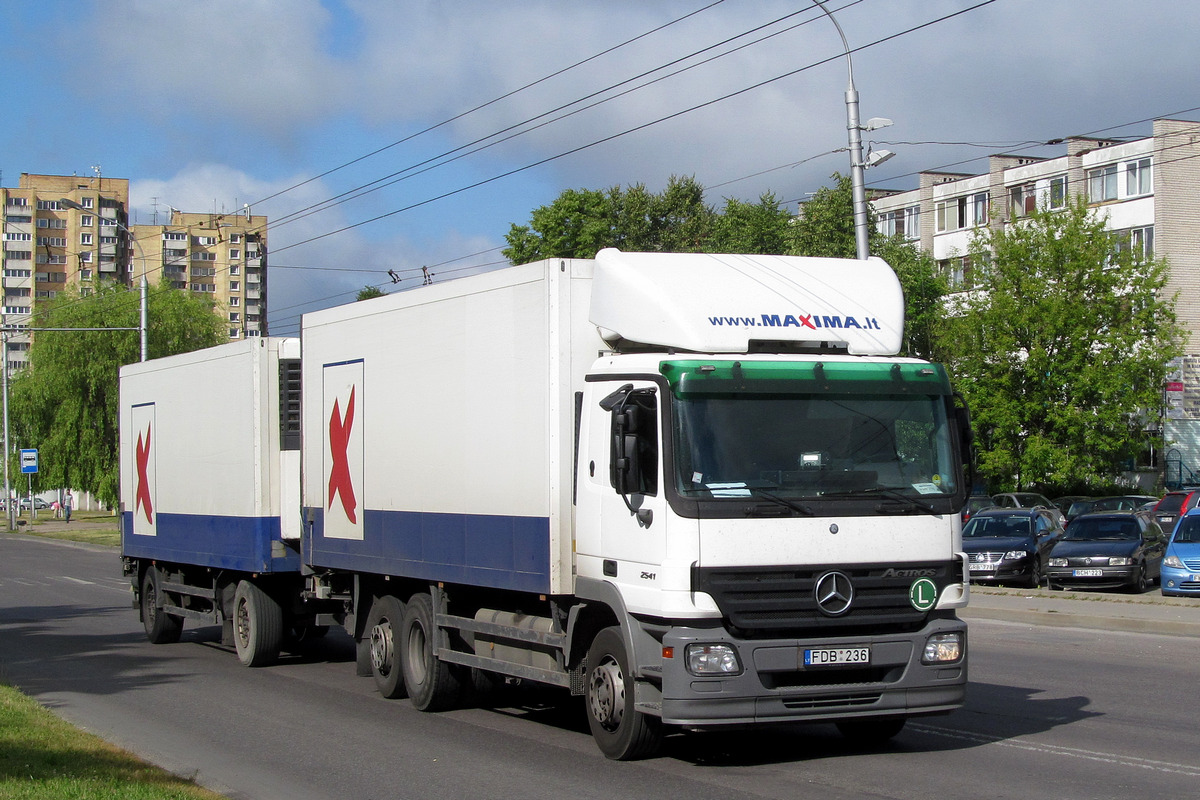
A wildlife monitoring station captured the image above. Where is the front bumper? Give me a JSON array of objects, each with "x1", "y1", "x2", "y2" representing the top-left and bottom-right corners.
[
  {"x1": 656, "y1": 617, "x2": 966, "y2": 728},
  {"x1": 1161, "y1": 563, "x2": 1200, "y2": 595},
  {"x1": 967, "y1": 557, "x2": 1035, "y2": 584},
  {"x1": 1046, "y1": 566, "x2": 1136, "y2": 590}
]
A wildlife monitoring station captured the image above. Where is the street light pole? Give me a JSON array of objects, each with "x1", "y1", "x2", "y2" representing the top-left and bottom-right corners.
[{"x1": 812, "y1": 1, "x2": 890, "y2": 260}]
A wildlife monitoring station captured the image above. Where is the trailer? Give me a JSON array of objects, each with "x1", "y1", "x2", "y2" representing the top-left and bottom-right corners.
[{"x1": 122, "y1": 249, "x2": 973, "y2": 759}]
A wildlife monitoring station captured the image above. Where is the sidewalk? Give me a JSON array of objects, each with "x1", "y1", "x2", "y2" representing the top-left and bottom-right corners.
[{"x1": 963, "y1": 584, "x2": 1200, "y2": 637}]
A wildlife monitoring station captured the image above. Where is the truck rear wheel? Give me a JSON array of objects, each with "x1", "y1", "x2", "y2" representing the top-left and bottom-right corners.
[
  {"x1": 233, "y1": 580, "x2": 283, "y2": 667},
  {"x1": 366, "y1": 595, "x2": 407, "y2": 698},
  {"x1": 401, "y1": 592, "x2": 461, "y2": 711},
  {"x1": 585, "y1": 626, "x2": 663, "y2": 760},
  {"x1": 141, "y1": 567, "x2": 183, "y2": 645}
]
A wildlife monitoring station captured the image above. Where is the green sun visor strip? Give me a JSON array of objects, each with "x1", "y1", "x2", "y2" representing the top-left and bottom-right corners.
[{"x1": 660, "y1": 359, "x2": 953, "y2": 396}]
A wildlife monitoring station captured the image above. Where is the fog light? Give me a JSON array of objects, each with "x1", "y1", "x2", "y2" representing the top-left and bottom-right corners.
[
  {"x1": 922, "y1": 632, "x2": 963, "y2": 664},
  {"x1": 685, "y1": 643, "x2": 743, "y2": 676}
]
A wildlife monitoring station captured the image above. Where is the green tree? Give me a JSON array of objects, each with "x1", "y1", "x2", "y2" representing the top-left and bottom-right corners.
[
  {"x1": 938, "y1": 198, "x2": 1186, "y2": 492},
  {"x1": 503, "y1": 176, "x2": 717, "y2": 263},
  {"x1": 873, "y1": 237, "x2": 947, "y2": 360},
  {"x1": 9, "y1": 279, "x2": 226, "y2": 506},
  {"x1": 356, "y1": 285, "x2": 386, "y2": 301},
  {"x1": 710, "y1": 192, "x2": 796, "y2": 254},
  {"x1": 791, "y1": 172, "x2": 862, "y2": 259}
]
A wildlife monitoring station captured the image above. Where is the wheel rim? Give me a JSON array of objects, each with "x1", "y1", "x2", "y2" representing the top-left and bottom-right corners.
[
  {"x1": 371, "y1": 618, "x2": 394, "y2": 677},
  {"x1": 406, "y1": 619, "x2": 429, "y2": 687},
  {"x1": 235, "y1": 597, "x2": 251, "y2": 649},
  {"x1": 588, "y1": 655, "x2": 625, "y2": 732},
  {"x1": 144, "y1": 580, "x2": 158, "y2": 623}
]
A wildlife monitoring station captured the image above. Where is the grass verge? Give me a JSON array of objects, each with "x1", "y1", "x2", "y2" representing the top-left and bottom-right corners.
[{"x1": 0, "y1": 683, "x2": 224, "y2": 799}]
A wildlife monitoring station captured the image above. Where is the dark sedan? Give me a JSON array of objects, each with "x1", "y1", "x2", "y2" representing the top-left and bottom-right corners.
[
  {"x1": 1045, "y1": 511, "x2": 1167, "y2": 593},
  {"x1": 963, "y1": 508, "x2": 1061, "y2": 588}
]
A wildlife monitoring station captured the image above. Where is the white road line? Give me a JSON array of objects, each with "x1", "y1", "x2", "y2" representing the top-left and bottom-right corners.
[
  {"x1": 57, "y1": 576, "x2": 94, "y2": 585},
  {"x1": 912, "y1": 723, "x2": 1200, "y2": 777}
]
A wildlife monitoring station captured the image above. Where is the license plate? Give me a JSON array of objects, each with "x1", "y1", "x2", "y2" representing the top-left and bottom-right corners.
[
  {"x1": 969, "y1": 563, "x2": 997, "y2": 571},
  {"x1": 803, "y1": 647, "x2": 871, "y2": 667},
  {"x1": 1072, "y1": 568, "x2": 1103, "y2": 577}
]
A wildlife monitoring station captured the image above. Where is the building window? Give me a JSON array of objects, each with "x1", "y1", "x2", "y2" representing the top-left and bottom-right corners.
[
  {"x1": 100, "y1": 217, "x2": 117, "y2": 227},
  {"x1": 191, "y1": 251, "x2": 216, "y2": 261},
  {"x1": 228, "y1": 248, "x2": 240, "y2": 259},
  {"x1": 35, "y1": 200, "x2": 62, "y2": 211},
  {"x1": 1088, "y1": 165, "x2": 1118, "y2": 202},
  {"x1": 1126, "y1": 158, "x2": 1152, "y2": 197},
  {"x1": 194, "y1": 236, "x2": 217, "y2": 246},
  {"x1": 938, "y1": 256, "x2": 980, "y2": 290},
  {"x1": 1009, "y1": 183, "x2": 1037, "y2": 217},
  {"x1": 878, "y1": 206, "x2": 920, "y2": 240},
  {"x1": 37, "y1": 218, "x2": 66, "y2": 229},
  {"x1": 78, "y1": 251, "x2": 92, "y2": 263},
  {"x1": 81, "y1": 233, "x2": 93, "y2": 245},
  {"x1": 230, "y1": 312, "x2": 240, "y2": 322},
  {"x1": 37, "y1": 237, "x2": 67, "y2": 247},
  {"x1": 4, "y1": 232, "x2": 31, "y2": 242},
  {"x1": 80, "y1": 215, "x2": 94, "y2": 226},
  {"x1": 1049, "y1": 175, "x2": 1067, "y2": 209},
  {"x1": 229, "y1": 234, "x2": 242, "y2": 244},
  {"x1": 230, "y1": 296, "x2": 240, "y2": 306},
  {"x1": 5, "y1": 214, "x2": 31, "y2": 224},
  {"x1": 230, "y1": 328, "x2": 241, "y2": 339},
  {"x1": 936, "y1": 192, "x2": 988, "y2": 232},
  {"x1": 81, "y1": 197, "x2": 94, "y2": 209},
  {"x1": 81, "y1": 269, "x2": 93, "y2": 280},
  {"x1": 6, "y1": 197, "x2": 29, "y2": 208},
  {"x1": 1114, "y1": 226, "x2": 1154, "y2": 261},
  {"x1": 100, "y1": 235, "x2": 118, "y2": 245},
  {"x1": 164, "y1": 231, "x2": 187, "y2": 241},
  {"x1": 230, "y1": 265, "x2": 240, "y2": 276}
]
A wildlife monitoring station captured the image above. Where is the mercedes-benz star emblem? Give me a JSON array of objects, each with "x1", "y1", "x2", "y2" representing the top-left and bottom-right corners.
[{"x1": 814, "y1": 570, "x2": 854, "y2": 616}]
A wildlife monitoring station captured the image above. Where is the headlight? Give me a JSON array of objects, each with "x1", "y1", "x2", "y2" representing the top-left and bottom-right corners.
[
  {"x1": 1164, "y1": 555, "x2": 1185, "y2": 568},
  {"x1": 685, "y1": 643, "x2": 743, "y2": 676},
  {"x1": 1004, "y1": 550, "x2": 1029, "y2": 560},
  {"x1": 922, "y1": 632, "x2": 963, "y2": 664},
  {"x1": 1048, "y1": 557, "x2": 1068, "y2": 567},
  {"x1": 1108, "y1": 557, "x2": 1131, "y2": 566}
]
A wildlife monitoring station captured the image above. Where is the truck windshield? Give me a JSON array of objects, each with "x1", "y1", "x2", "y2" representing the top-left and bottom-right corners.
[{"x1": 662, "y1": 360, "x2": 959, "y2": 501}]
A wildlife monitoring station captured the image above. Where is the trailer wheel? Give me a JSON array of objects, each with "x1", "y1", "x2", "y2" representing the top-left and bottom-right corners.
[
  {"x1": 401, "y1": 592, "x2": 462, "y2": 711},
  {"x1": 233, "y1": 581, "x2": 283, "y2": 667},
  {"x1": 140, "y1": 567, "x2": 183, "y2": 645},
  {"x1": 585, "y1": 626, "x2": 662, "y2": 760},
  {"x1": 836, "y1": 716, "x2": 906, "y2": 745},
  {"x1": 366, "y1": 595, "x2": 407, "y2": 699}
]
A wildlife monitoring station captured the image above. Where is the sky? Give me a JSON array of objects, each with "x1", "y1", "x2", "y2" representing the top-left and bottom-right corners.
[{"x1": 4, "y1": 0, "x2": 1199, "y2": 337}]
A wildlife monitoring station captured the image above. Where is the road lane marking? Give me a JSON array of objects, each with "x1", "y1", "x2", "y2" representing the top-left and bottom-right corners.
[
  {"x1": 58, "y1": 576, "x2": 94, "y2": 585},
  {"x1": 912, "y1": 723, "x2": 1200, "y2": 777}
]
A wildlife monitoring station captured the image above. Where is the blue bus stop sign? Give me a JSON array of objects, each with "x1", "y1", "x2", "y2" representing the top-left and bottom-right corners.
[{"x1": 20, "y1": 449, "x2": 37, "y2": 474}]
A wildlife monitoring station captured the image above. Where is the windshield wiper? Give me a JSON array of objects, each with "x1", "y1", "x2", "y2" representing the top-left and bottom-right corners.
[
  {"x1": 744, "y1": 489, "x2": 815, "y2": 517},
  {"x1": 822, "y1": 487, "x2": 937, "y2": 513}
]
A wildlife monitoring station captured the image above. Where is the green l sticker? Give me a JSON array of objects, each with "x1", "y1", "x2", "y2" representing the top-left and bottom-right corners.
[{"x1": 909, "y1": 577, "x2": 938, "y2": 611}]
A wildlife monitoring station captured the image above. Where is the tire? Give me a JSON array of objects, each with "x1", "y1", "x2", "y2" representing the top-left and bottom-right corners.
[
  {"x1": 836, "y1": 716, "x2": 907, "y2": 745},
  {"x1": 1128, "y1": 565, "x2": 1148, "y2": 594},
  {"x1": 141, "y1": 567, "x2": 183, "y2": 645},
  {"x1": 232, "y1": 580, "x2": 283, "y2": 667},
  {"x1": 366, "y1": 595, "x2": 407, "y2": 699},
  {"x1": 401, "y1": 593, "x2": 462, "y2": 711},
  {"x1": 1026, "y1": 558, "x2": 1042, "y2": 589},
  {"x1": 585, "y1": 626, "x2": 663, "y2": 760}
]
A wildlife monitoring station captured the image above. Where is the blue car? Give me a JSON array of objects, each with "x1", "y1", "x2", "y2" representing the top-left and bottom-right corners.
[{"x1": 1161, "y1": 509, "x2": 1200, "y2": 596}]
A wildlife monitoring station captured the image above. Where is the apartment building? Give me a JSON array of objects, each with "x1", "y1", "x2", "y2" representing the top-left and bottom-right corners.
[
  {"x1": 871, "y1": 118, "x2": 1200, "y2": 484},
  {"x1": 0, "y1": 172, "x2": 267, "y2": 371}
]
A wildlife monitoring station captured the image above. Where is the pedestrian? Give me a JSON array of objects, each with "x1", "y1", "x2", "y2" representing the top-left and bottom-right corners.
[
  {"x1": 63, "y1": 491, "x2": 72, "y2": 524},
  {"x1": 51, "y1": 500, "x2": 60, "y2": 518}
]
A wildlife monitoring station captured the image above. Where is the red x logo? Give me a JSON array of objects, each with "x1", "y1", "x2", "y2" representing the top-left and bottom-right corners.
[
  {"x1": 327, "y1": 386, "x2": 357, "y2": 523},
  {"x1": 135, "y1": 425, "x2": 153, "y2": 524}
]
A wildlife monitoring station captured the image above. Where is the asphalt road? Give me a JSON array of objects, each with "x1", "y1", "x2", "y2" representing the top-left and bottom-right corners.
[{"x1": 2, "y1": 533, "x2": 1198, "y2": 800}]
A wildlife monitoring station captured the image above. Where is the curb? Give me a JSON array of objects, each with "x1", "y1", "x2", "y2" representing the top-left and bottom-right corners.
[{"x1": 961, "y1": 586, "x2": 1200, "y2": 638}]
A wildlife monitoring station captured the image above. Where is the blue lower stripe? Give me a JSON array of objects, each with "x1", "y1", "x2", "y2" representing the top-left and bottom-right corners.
[
  {"x1": 121, "y1": 511, "x2": 301, "y2": 573},
  {"x1": 305, "y1": 508, "x2": 551, "y2": 594}
]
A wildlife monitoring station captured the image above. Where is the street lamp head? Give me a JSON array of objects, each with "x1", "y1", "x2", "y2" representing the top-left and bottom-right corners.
[
  {"x1": 863, "y1": 117, "x2": 893, "y2": 131},
  {"x1": 57, "y1": 198, "x2": 85, "y2": 211},
  {"x1": 865, "y1": 148, "x2": 896, "y2": 168}
]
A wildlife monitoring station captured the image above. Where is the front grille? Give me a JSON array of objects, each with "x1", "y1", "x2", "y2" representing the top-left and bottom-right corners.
[
  {"x1": 1181, "y1": 558, "x2": 1200, "y2": 571},
  {"x1": 692, "y1": 562, "x2": 950, "y2": 637},
  {"x1": 969, "y1": 552, "x2": 1002, "y2": 564},
  {"x1": 782, "y1": 692, "x2": 882, "y2": 710}
]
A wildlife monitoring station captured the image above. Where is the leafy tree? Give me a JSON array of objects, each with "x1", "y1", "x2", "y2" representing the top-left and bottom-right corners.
[
  {"x1": 709, "y1": 192, "x2": 796, "y2": 254},
  {"x1": 8, "y1": 279, "x2": 226, "y2": 506},
  {"x1": 504, "y1": 176, "x2": 717, "y2": 263},
  {"x1": 873, "y1": 237, "x2": 947, "y2": 360},
  {"x1": 356, "y1": 285, "x2": 386, "y2": 301},
  {"x1": 938, "y1": 198, "x2": 1185, "y2": 493},
  {"x1": 791, "y1": 172, "x2": 862, "y2": 259}
]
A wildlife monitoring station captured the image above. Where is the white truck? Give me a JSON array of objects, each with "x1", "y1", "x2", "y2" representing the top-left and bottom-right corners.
[{"x1": 121, "y1": 248, "x2": 972, "y2": 760}]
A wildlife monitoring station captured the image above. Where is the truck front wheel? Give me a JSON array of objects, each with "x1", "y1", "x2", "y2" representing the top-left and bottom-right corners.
[
  {"x1": 585, "y1": 626, "x2": 663, "y2": 760},
  {"x1": 232, "y1": 581, "x2": 283, "y2": 667},
  {"x1": 401, "y1": 592, "x2": 462, "y2": 711},
  {"x1": 140, "y1": 567, "x2": 183, "y2": 645},
  {"x1": 366, "y1": 594, "x2": 407, "y2": 698}
]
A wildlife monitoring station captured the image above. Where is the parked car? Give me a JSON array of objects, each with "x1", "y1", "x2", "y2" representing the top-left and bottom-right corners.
[
  {"x1": 960, "y1": 494, "x2": 995, "y2": 525},
  {"x1": 1045, "y1": 511, "x2": 1167, "y2": 593},
  {"x1": 962, "y1": 508, "x2": 1062, "y2": 588},
  {"x1": 1152, "y1": 488, "x2": 1200, "y2": 534},
  {"x1": 1052, "y1": 495, "x2": 1092, "y2": 516},
  {"x1": 992, "y1": 491, "x2": 1065, "y2": 526},
  {"x1": 1161, "y1": 508, "x2": 1200, "y2": 597},
  {"x1": 18, "y1": 497, "x2": 49, "y2": 511}
]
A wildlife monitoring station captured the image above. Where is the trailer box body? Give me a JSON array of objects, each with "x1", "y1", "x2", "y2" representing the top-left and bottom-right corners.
[
  {"x1": 301, "y1": 259, "x2": 602, "y2": 594},
  {"x1": 119, "y1": 337, "x2": 301, "y2": 573}
]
